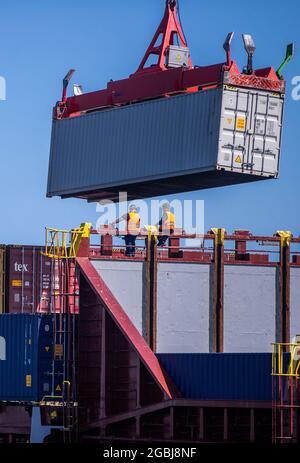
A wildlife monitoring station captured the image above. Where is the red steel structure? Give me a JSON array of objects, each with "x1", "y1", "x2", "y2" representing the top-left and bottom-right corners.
[
  {"x1": 76, "y1": 256, "x2": 271, "y2": 443},
  {"x1": 54, "y1": 0, "x2": 284, "y2": 121},
  {"x1": 1, "y1": 229, "x2": 299, "y2": 443},
  {"x1": 72, "y1": 229, "x2": 299, "y2": 443}
]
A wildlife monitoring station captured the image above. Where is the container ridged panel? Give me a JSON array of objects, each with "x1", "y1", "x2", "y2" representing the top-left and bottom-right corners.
[
  {"x1": 0, "y1": 314, "x2": 39, "y2": 401},
  {"x1": 47, "y1": 89, "x2": 222, "y2": 196},
  {"x1": 156, "y1": 353, "x2": 275, "y2": 401}
]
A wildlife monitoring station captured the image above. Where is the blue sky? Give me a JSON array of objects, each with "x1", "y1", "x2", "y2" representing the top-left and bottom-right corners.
[{"x1": 0, "y1": 0, "x2": 299, "y2": 244}]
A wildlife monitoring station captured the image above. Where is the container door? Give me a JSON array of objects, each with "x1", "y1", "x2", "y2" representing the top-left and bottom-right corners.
[
  {"x1": 249, "y1": 92, "x2": 283, "y2": 175},
  {"x1": 218, "y1": 87, "x2": 283, "y2": 177},
  {"x1": 218, "y1": 87, "x2": 253, "y2": 172},
  {"x1": 7, "y1": 247, "x2": 35, "y2": 313}
]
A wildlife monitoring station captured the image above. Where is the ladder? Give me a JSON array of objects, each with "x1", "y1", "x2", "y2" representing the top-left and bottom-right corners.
[
  {"x1": 42, "y1": 223, "x2": 91, "y2": 442},
  {"x1": 50, "y1": 257, "x2": 78, "y2": 443},
  {"x1": 272, "y1": 343, "x2": 300, "y2": 443}
]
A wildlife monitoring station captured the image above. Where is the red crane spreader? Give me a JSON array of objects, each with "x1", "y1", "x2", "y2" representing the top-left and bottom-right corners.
[{"x1": 54, "y1": 1, "x2": 286, "y2": 120}]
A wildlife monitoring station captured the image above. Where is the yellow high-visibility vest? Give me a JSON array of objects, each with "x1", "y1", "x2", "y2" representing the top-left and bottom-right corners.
[
  {"x1": 160, "y1": 211, "x2": 175, "y2": 232},
  {"x1": 127, "y1": 212, "x2": 141, "y2": 233}
]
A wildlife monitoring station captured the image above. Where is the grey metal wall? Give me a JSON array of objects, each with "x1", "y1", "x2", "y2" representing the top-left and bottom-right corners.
[
  {"x1": 47, "y1": 90, "x2": 222, "y2": 197},
  {"x1": 91, "y1": 260, "x2": 145, "y2": 335},
  {"x1": 157, "y1": 262, "x2": 210, "y2": 353},
  {"x1": 224, "y1": 265, "x2": 276, "y2": 352},
  {"x1": 91, "y1": 260, "x2": 298, "y2": 353},
  {"x1": 291, "y1": 267, "x2": 300, "y2": 338}
]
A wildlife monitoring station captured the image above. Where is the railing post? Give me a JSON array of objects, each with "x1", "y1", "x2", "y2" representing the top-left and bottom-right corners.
[
  {"x1": 211, "y1": 228, "x2": 225, "y2": 353},
  {"x1": 145, "y1": 234, "x2": 158, "y2": 351},
  {"x1": 100, "y1": 226, "x2": 113, "y2": 257},
  {"x1": 276, "y1": 231, "x2": 292, "y2": 349},
  {"x1": 234, "y1": 229, "x2": 250, "y2": 261},
  {"x1": 168, "y1": 236, "x2": 180, "y2": 258}
]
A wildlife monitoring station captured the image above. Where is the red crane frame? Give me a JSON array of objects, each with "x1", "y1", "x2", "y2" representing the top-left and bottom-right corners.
[{"x1": 54, "y1": 0, "x2": 284, "y2": 120}]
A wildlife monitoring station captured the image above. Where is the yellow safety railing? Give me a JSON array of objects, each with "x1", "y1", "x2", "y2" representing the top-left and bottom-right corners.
[
  {"x1": 211, "y1": 227, "x2": 226, "y2": 245},
  {"x1": 44, "y1": 223, "x2": 91, "y2": 259},
  {"x1": 272, "y1": 342, "x2": 300, "y2": 377},
  {"x1": 144, "y1": 225, "x2": 158, "y2": 240}
]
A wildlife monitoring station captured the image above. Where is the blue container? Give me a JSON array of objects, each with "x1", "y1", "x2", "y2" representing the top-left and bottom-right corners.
[
  {"x1": 157, "y1": 353, "x2": 279, "y2": 402},
  {"x1": 0, "y1": 314, "x2": 65, "y2": 402}
]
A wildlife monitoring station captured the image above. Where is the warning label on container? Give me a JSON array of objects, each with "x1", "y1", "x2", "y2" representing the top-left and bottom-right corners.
[
  {"x1": 12, "y1": 279, "x2": 22, "y2": 287},
  {"x1": 55, "y1": 344, "x2": 63, "y2": 357},
  {"x1": 26, "y1": 375, "x2": 32, "y2": 388},
  {"x1": 235, "y1": 155, "x2": 242, "y2": 164},
  {"x1": 236, "y1": 117, "x2": 246, "y2": 130}
]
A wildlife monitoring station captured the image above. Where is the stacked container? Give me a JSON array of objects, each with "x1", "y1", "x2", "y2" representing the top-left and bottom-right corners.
[
  {"x1": 0, "y1": 314, "x2": 66, "y2": 402},
  {"x1": 0, "y1": 245, "x2": 79, "y2": 314}
]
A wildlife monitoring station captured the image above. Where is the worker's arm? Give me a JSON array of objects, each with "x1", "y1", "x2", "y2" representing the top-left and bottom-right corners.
[
  {"x1": 155, "y1": 213, "x2": 167, "y2": 229},
  {"x1": 110, "y1": 213, "x2": 128, "y2": 227}
]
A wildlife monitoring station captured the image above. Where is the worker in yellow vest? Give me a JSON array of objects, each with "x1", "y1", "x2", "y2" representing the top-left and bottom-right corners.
[
  {"x1": 111, "y1": 204, "x2": 141, "y2": 256},
  {"x1": 157, "y1": 202, "x2": 175, "y2": 247}
]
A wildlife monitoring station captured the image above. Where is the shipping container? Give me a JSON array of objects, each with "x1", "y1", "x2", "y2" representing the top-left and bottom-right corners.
[
  {"x1": 5, "y1": 246, "x2": 52, "y2": 313},
  {"x1": 4, "y1": 246, "x2": 79, "y2": 314},
  {"x1": 0, "y1": 314, "x2": 68, "y2": 402},
  {"x1": 47, "y1": 87, "x2": 284, "y2": 201},
  {"x1": 0, "y1": 314, "x2": 77, "y2": 402},
  {"x1": 0, "y1": 246, "x2": 5, "y2": 314},
  {"x1": 157, "y1": 353, "x2": 276, "y2": 401}
]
